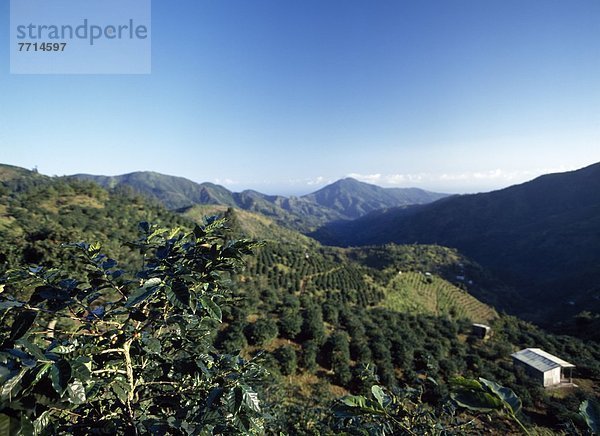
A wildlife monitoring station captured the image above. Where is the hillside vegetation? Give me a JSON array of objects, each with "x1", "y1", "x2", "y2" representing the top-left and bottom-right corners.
[
  {"x1": 0, "y1": 165, "x2": 185, "y2": 274},
  {"x1": 179, "y1": 204, "x2": 324, "y2": 246},
  {"x1": 72, "y1": 172, "x2": 446, "y2": 231},
  {"x1": 1, "y1": 164, "x2": 599, "y2": 434},
  {"x1": 381, "y1": 272, "x2": 497, "y2": 323},
  {"x1": 313, "y1": 163, "x2": 600, "y2": 326}
]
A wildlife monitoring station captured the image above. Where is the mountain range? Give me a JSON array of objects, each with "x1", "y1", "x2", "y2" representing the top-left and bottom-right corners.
[
  {"x1": 2, "y1": 161, "x2": 599, "y2": 434},
  {"x1": 312, "y1": 162, "x2": 600, "y2": 323},
  {"x1": 0, "y1": 163, "x2": 492, "y2": 327},
  {"x1": 72, "y1": 172, "x2": 447, "y2": 231},
  {"x1": 5, "y1": 162, "x2": 600, "y2": 326}
]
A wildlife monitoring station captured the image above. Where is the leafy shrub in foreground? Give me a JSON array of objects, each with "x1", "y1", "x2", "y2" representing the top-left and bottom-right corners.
[{"x1": 0, "y1": 220, "x2": 266, "y2": 435}]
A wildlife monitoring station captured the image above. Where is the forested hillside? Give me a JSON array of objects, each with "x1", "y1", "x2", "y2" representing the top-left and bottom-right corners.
[
  {"x1": 72, "y1": 172, "x2": 446, "y2": 231},
  {"x1": 1, "y1": 165, "x2": 599, "y2": 434},
  {"x1": 313, "y1": 163, "x2": 600, "y2": 327},
  {"x1": 0, "y1": 166, "x2": 185, "y2": 275}
]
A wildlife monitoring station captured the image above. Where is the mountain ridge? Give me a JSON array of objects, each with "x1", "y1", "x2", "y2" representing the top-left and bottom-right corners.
[
  {"x1": 71, "y1": 171, "x2": 448, "y2": 231},
  {"x1": 302, "y1": 177, "x2": 448, "y2": 219},
  {"x1": 312, "y1": 162, "x2": 600, "y2": 323}
]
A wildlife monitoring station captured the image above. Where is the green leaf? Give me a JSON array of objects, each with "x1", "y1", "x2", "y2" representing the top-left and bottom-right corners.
[
  {"x1": 0, "y1": 300, "x2": 23, "y2": 310},
  {"x1": 339, "y1": 394, "x2": 386, "y2": 416},
  {"x1": 193, "y1": 224, "x2": 206, "y2": 238},
  {"x1": 241, "y1": 385, "x2": 261, "y2": 413},
  {"x1": 70, "y1": 357, "x2": 92, "y2": 382},
  {"x1": 0, "y1": 414, "x2": 11, "y2": 436},
  {"x1": 450, "y1": 376, "x2": 483, "y2": 390},
  {"x1": 479, "y1": 377, "x2": 522, "y2": 415},
  {"x1": 233, "y1": 414, "x2": 252, "y2": 432},
  {"x1": 233, "y1": 386, "x2": 243, "y2": 413},
  {"x1": 342, "y1": 395, "x2": 367, "y2": 409},
  {"x1": 142, "y1": 337, "x2": 161, "y2": 355},
  {"x1": 101, "y1": 259, "x2": 117, "y2": 270},
  {"x1": 30, "y1": 363, "x2": 52, "y2": 390},
  {"x1": 9, "y1": 310, "x2": 37, "y2": 342},
  {"x1": 167, "y1": 281, "x2": 190, "y2": 308},
  {"x1": 67, "y1": 379, "x2": 86, "y2": 405},
  {"x1": 426, "y1": 376, "x2": 439, "y2": 386},
  {"x1": 111, "y1": 378, "x2": 129, "y2": 404},
  {"x1": 0, "y1": 366, "x2": 10, "y2": 382},
  {"x1": 168, "y1": 227, "x2": 182, "y2": 240},
  {"x1": 50, "y1": 359, "x2": 72, "y2": 394},
  {"x1": 580, "y1": 399, "x2": 600, "y2": 434},
  {"x1": 48, "y1": 344, "x2": 75, "y2": 354},
  {"x1": 371, "y1": 385, "x2": 385, "y2": 407},
  {"x1": 19, "y1": 415, "x2": 34, "y2": 436},
  {"x1": 17, "y1": 339, "x2": 48, "y2": 362},
  {"x1": 141, "y1": 277, "x2": 162, "y2": 288},
  {"x1": 0, "y1": 367, "x2": 10, "y2": 384},
  {"x1": 199, "y1": 297, "x2": 222, "y2": 322},
  {"x1": 0, "y1": 368, "x2": 27, "y2": 400},
  {"x1": 148, "y1": 227, "x2": 169, "y2": 240},
  {"x1": 450, "y1": 391, "x2": 503, "y2": 412},
  {"x1": 126, "y1": 278, "x2": 161, "y2": 307},
  {"x1": 88, "y1": 242, "x2": 102, "y2": 255},
  {"x1": 33, "y1": 410, "x2": 52, "y2": 435}
]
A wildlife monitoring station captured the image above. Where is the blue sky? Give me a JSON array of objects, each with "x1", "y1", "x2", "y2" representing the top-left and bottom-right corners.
[{"x1": 1, "y1": 0, "x2": 599, "y2": 194}]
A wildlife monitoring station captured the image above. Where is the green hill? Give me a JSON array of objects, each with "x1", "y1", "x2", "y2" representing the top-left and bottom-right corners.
[
  {"x1": 313, "y1": 163, "x2": 600, "y2": 324},
  {"x1": 73, "y1": 172, "x2": 343, "y2": 231},
  {"x1": 73, "y1": 171, "x2": 237, "y2": 209},
  {"x1": 179, "y1": 204, "x2": 320, "y2": 246},
  {"x1": 2, "y1": 164, "x2": 600, "y2": 435},
  {"x1": 0, "y1": 169, "x2": 185, "y2": 273},
  {"x1": 380, "y1": 271, "x2": 497, "y2": 323},
  {"x1": 71, "y1": 171, "x2": 447, "y2": 231},
  {"x1": 182, "y1": 207, "x2": 500, "y2": 326},
  {"x1": 0, "y1": 163, "x2": 44, "y2": 182},
  {"x1": 303, "y1": 177, "x2": 447, "y2": 219}
]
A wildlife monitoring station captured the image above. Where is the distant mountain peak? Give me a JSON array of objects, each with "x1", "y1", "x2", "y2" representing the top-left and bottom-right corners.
[
  {"x1": 302, "y1": 177, "x2": 447, "y2": 219},
  {"x1": 70, "y1": 170, "x2": 447, "y2": 230},
  {"x1": 312, "y1": 161, "x2": 600, "y2": 323}
]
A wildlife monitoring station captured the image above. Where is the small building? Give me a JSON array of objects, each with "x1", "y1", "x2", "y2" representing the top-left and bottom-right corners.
[
  {"x1": 471, "y1": 323, "x2": 491, "y2": 340},
  {"x1": 511, "y1": 348, "x2": 575, "y2": 388}
]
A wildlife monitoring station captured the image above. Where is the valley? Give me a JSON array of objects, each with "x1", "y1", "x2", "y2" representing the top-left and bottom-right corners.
[{"x1": 0, "y1": 163, "x2": 599, "y2": 434}]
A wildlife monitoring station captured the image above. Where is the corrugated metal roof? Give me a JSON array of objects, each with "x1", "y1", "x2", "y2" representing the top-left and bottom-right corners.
[{"x1": 511, "y1": 348, "x2": 575, "y2": 373}]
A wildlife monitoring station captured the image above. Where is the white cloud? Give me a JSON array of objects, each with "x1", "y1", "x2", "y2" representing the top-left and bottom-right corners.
[
  {"x1": 306, "y1": 176, "x2": 328, "y2": 186},
  {"x1": 344, "y1": 167, "x2": 577, "y2": 191},
  {"x1": 347, "y1": 173, "x2": 382, "y2": 183},
  {"x1": 213, "y1": 178, "x2": 238, "y2": 185}
]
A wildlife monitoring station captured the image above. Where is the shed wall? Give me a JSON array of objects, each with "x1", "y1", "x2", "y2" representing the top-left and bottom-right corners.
[{"x1": 543, "y1": 367, "x2": 561, "y2": 387}]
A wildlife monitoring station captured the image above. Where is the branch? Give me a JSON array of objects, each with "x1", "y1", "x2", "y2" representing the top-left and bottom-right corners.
[{"x1": 92, "y1": 369, "x2": 128, "y2": 376}]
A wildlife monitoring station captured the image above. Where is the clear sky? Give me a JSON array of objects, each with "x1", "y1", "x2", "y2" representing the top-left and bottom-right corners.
[{"x1": 1, "y1": 0, "x2": 599, "y2": 195}]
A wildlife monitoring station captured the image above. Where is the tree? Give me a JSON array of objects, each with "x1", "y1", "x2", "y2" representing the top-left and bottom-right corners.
[
  {"x1": 218, "y1": 322, "x2": 248, "y2": 353},
  {"x1": 245, "y1": 318, "x2": 279, "y2": 346},
  {"x1": 324, "y1": 332, "x2": 351, "y2": 386},
  {"x1": 299, "y1": 305, "x2": 325, "y2": 344},
  {"x1": 300, "y1": 340, "x2": 318, "y2": 372},
  {"x1": 0, "y1": 219, "x2": 267, "y2": 435},
  {"x1": 274, "y1": 346, "x2": 297, "y2": 376},
  {"x1": 278, "y1": 309, "x2": 302, "y2": 339}
]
